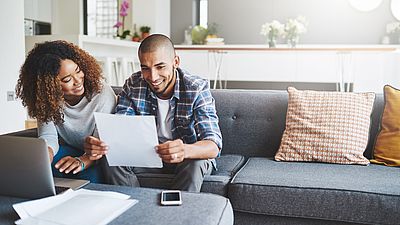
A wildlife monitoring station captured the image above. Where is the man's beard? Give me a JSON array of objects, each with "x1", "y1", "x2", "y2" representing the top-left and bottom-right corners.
[{"x1": 155, "y1": 68, "x2": 176, "y2": 97}]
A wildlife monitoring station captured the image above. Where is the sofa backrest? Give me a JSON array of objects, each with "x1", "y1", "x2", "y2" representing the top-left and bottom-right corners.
[
  {"x1": 211, "y1": 89, "x2": 384, "y2": 159},
  {"x1": 6, "y1": 87, "x2": 384, "y2": 160},
  {"x1": 112, "y1": 86, "x2": 384, "y2": 159}
]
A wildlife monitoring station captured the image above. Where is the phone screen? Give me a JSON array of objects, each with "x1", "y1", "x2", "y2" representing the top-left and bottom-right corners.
[{"x1": 162, "y1": 192, "x2": 180, "y2": 201}]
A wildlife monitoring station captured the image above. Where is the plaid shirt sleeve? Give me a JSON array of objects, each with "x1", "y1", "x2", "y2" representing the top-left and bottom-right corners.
[
  {"x1": 193, "y1": 82, "x2": 223, "y2": 151},
  {"x1": 115, "y1": 76, "x2": 138, "y2": 116}
]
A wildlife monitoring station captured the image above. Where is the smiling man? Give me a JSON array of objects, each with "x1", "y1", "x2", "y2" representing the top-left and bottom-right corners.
[{"x1": 85, "y1": 34, "x2": 222, "y2": 192}]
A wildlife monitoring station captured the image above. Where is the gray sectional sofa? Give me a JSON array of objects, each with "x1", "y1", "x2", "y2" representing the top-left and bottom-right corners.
[{"x1": 6, "y1": 88, "x2": 400, "y2": 225}]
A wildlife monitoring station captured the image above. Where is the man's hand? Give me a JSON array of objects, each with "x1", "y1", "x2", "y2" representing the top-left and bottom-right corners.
[
  {"x1": 84, "y1": 136, "x2": 108, "y2": 160},
  {"x1": 54, "y1": 156, "x2": 84, "y2": 174},
  {"x1": 156, "y1": 139, "x2": 185, "y2": 163}
]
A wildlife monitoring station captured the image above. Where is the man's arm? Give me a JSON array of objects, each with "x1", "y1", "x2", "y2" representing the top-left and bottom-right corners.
[
  {"x1": 157, "y1": 81, "x2": 222, "y2": 163},
  {"x1": 156, "y1": 139, "x2": 218, "y2": 163},
  {"x1": 192, "y1": 82, "x2": 222, "y2": 152}
]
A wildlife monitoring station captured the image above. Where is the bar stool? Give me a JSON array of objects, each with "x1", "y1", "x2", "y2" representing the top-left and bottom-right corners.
[
  {"x1": 209, "y1": 50, "x2": 227, "y2": 89},
  {"x1": 336, "y1": 51, "x2": 354, "y2": 92},
  {"x1": 96, "y1": 56, "x2": 120, "y2": 86},
  {"x1": 119, "y1": 57, "x2": 138, "y2": 85}
]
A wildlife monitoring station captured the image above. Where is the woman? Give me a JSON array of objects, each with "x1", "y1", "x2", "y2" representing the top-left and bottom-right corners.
[{"x1": 16, "y1": 40, "x2": 116, "y2": 183}]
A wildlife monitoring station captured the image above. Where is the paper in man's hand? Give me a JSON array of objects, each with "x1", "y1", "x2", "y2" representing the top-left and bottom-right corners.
[{"x1": 94, "y1": 113, "x2": 162, "y2": 168}]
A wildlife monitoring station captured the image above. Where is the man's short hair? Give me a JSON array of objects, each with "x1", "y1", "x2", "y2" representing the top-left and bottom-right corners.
[{"x1": 138, "y1": 34, "x2": 175, "y2": 57}]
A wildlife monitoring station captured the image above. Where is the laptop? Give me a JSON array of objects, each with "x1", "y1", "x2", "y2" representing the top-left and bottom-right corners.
[{"x1": 0, "y1": 136, "x2": 89, "y2": 199}]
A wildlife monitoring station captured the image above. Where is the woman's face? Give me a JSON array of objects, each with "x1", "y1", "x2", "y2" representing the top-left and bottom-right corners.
[{"x1": 57, "y1": 59, "x2": 85, "y2": 103}]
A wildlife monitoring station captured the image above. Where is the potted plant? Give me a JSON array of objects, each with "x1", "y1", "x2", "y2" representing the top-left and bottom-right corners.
[
  {"x1": 113, "y1": 0, "x2": 131, "y2": 39},
  {"x1": 131, "y1": 24, "x2": 140, "y2": 42},
  {"x1": 132, "y1": 32, "x2": 140, "y2": 42},
  {"x1": 140, "y1": 26, "x2": 151, "y2": 40}
]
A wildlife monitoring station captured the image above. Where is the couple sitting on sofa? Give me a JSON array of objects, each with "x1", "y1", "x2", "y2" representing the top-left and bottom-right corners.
[{"x1": 16, "y1": 34, "x2": 222, "y2": 192}]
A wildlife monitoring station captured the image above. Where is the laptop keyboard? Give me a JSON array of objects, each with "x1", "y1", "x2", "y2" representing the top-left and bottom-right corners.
[{"x1": 55, "y1": 186, "x2": 70, "y2": 194}]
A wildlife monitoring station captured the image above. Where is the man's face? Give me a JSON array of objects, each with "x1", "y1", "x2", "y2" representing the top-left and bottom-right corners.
[{"x1": 139, "y1": 48, "x2": 179, "y2": 98}]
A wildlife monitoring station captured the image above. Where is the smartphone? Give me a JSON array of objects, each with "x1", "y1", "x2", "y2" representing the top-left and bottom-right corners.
[{"x1": 160, "y1": 190, "x2": 182, "y2": 206}]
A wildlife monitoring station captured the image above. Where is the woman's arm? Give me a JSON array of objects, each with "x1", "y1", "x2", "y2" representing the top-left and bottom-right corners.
[{"x1": 38, "y1": 121, "x2": 59, "y2": 162}]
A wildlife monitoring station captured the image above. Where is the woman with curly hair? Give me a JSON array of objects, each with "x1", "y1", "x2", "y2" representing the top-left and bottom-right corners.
[{"x1": 16, "y1": 40, "x2": 116, "y2": 183}]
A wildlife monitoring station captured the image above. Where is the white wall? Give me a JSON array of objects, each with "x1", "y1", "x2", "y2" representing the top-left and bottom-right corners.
[
  {"x1": 0, "y1": 0, "x2": 27, "y2": 134},
  {"x1": 52, "y1": 0, "x2": 83, "y2": 35},
  {"x1": 170, "y1": 0, "x2": 397, "y2": 44},
  {"x1": 171, "y1": 0, "x2": 196, "y2": 44},
  {"x1": 132, "y1": 0, "x2": 170, "y2": 36},
  {"x1": 209, "y1": 0, "x2": 396, "y2": 44}
]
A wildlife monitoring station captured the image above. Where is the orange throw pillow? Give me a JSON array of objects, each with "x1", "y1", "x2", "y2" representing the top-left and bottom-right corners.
[{"x1": 371, "y1": 85, "x2": 400, "y2": 167}]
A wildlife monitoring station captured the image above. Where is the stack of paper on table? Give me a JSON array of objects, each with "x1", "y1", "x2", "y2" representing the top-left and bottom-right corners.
[{"x1": 13, "y1": 189, "x2": 138, "y2": 225}]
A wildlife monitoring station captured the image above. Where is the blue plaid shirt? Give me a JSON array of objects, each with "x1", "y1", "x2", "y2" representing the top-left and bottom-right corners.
[{"x1": 116, "y1": 68, "x2": 222, "y2": 154}]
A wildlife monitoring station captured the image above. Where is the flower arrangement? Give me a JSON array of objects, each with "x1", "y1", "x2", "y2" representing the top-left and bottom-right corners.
[
  {"x1": 386, "y1": 21, "x2": 400, "y2": 34},
  {"x1": 284, "y1": 16, "x2": 308, "y2": 48},
  {"x1": 260, "y1": 20, "x2": 285, "y2": 48},
  {"x1": 113, "y1": 0, "x2": 130, "y2": 39}
]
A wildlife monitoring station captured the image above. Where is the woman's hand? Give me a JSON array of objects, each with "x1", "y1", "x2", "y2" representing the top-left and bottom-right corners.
[
  {"x1": 84, "y1": 136, "x2": 108, "y2": 160},
  {"x1": 48, "y1": 146, "x2": 54, "y2": 163},
  {"x1": 54, "y1": 154, "x2": 93, "y2": 174}
]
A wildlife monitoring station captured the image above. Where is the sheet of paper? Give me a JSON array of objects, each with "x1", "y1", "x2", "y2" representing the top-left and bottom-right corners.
[
  {"x1": 94, "y1": 113, "x2": 163, "y2": 167},
  {"x1": 13, "y1": 189, "x2": 138, "y2": 225}
]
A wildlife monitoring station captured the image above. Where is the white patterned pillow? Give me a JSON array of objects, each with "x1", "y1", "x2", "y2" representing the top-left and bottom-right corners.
[{"x1": 275, "y1": 87, "x2": 375, "y2": 165}]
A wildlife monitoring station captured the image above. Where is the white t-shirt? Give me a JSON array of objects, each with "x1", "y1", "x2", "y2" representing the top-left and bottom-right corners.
[{"x1": 156, "y1": 97, "x2": 174, "y2": 143}]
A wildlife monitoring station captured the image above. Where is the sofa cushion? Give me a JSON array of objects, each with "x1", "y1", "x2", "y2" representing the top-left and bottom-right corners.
[
  {"x1": 211, "y1": 89, "x2": 288, "y2": 157},
  {"x1": 371, "y1": 85, "x2": 400, "y2": 167},
  {"x1": 135, "y1": 154, "x2": 245, "y2": 196},
  {"x1": 229, "y1": 157, "x2": 400, "y2": 225},
  {"x1": 275, "y1": 87, "x2": 375, "y2": 165}
]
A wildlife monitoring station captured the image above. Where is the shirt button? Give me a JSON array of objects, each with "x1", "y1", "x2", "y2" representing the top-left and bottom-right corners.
[
  {"x1": 232, "y1": 115, "x2": 237, "y2": 120},
  {"x1": 152, "y1": 107, "x2": 156, "y2": 110}
]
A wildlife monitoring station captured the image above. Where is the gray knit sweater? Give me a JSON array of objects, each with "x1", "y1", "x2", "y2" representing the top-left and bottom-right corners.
[{"x1": 38, "y1": 84, "x2": 116, "y2": 155}]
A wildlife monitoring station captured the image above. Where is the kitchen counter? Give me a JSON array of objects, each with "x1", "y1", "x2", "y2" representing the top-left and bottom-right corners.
[
  {"x1": 175, "y1": 44, "x2": 400, "y2": 92},
  {"x1": 175, "y1": 44, "x2": 400, "y2": 52}
]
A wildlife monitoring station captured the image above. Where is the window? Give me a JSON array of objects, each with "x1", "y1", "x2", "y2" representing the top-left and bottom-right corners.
[
  {"x1": 85, "y1": 0, "x2": 118, "y2": 38},
  {"x1": 199, "y1": 0, "x2": 208, "y2": 28}
]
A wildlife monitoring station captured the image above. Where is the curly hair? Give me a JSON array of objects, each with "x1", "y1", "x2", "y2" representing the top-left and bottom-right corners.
[{"x1": 16, "y1": 40, "x2": 103, "y2": 124}]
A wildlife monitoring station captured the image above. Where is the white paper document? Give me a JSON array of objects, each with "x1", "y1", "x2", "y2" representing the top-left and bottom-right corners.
[
  {"x1": 13, "y1": 189, "x2": 138, "y2": 225},
  {"x1": 94, "y1": 113, "x2": 163, "y2": 168}
]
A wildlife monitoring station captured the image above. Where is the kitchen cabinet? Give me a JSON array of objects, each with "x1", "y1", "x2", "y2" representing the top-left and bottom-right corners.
[
  {"x1": 177, "y1": 50, "x2": 210, "y2": 79},
  {"x1": 24, "y1": 0, "x2": 52, "y2": 23}
]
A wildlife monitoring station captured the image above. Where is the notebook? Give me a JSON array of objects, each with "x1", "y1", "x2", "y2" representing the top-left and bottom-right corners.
[{"x1": 0, "y1": 136, "x2": 89, "y2": 199}]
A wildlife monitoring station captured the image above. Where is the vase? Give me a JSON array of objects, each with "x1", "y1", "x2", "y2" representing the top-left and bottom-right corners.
[
  {"x1": 268, "y1": 38, "x2": 277, "y2": 48},
  {"x1": 287, "y1": 35, "x2": 300, "y2": 48}
]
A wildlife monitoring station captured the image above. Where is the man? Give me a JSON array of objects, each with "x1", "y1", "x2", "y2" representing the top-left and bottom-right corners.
[{"x1": 84, "y1": 34, "x2": 222, "y2": 192}]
